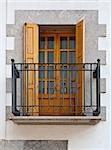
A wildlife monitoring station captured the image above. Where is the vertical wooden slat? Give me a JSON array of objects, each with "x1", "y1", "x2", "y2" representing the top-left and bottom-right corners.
[{"x1": 24, "y1": 23, "x2": 39, "y2": 116}]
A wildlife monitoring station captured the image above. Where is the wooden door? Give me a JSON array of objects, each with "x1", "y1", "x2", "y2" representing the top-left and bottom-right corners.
[
  {"x1": 76, "y1": 20, "x2": 84, "y2": 114},
  {"x1": 39, "y1": 33, "x2": 56, "y2": 115},
  {"x1": 39, "y1": 32, "x2": 76, "y2": 115},
  {"x1": 56, "y1": 34, "x2": 76, "y2": 115}
]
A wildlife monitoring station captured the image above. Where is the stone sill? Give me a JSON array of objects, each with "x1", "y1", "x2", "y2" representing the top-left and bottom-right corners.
[{"x1": 9, "y1": 116, "x2": 102, "y2": 125}]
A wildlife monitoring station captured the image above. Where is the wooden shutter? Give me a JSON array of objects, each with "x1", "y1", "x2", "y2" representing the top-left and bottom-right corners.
[
  {"x1": 76, "y1": 20, "x2": 84, "y2": 114},
  {"x1": 24, "y1": 23, "x2": 39, "y2": 115}
]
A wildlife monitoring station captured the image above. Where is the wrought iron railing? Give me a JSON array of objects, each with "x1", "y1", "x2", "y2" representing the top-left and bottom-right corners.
[{"x1": 11, "y1": 59, "x2": 100, "y2": 116}]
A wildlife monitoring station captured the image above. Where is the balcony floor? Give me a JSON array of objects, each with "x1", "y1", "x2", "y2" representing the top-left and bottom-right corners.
[{"x1": 9, "y1": 116, "x2": 102, "y2": 125}]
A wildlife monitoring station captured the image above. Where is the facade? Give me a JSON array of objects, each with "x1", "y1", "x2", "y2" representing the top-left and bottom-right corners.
[{"x1": 0, "y1": 0, "x2": 111, "y2": 150}]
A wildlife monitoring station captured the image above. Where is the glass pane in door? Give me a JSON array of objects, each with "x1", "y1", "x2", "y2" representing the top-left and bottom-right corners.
[
  {"x1": 47, "y1": 81, "x2": 54, "y2": 94},
  {"x1": 69, "y1": 37, "x2": 76, "y2": 49},
  {"x1": 40, "y1": 37, "x2": 45, "y2": 49},
  {"x1": 48, "y1": 37, "x2": 54, "y2": 49},
  {"x1": 39, "y1": 51, "x2": 45, "y2": 63},
  {"x1": 60, "y1": 52, "x2": 67, "y2": 63},
  {"x1": 60, "y1": 37, "x2": 67, "y2": 49},
  {"x1": 48, "y1": 52, "x2": 54, "y2": 63},
  {"x1": 70, "y1": 51, "x2": 76, "y2": 63},
  {"x1": 47, "y1": 66, "x2": 54, "y2": 79},
  {"x1": 39, "y1": 81, "x2": 45, "y2": 94}
]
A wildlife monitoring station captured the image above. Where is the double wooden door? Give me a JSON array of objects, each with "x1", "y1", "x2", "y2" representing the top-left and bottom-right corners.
[
  {"x1": 39, "y1": 33, "x2": 76, "y2": 115},
  {"x1": 24, "y1": 21, "x2": 84, "y2": 116}
]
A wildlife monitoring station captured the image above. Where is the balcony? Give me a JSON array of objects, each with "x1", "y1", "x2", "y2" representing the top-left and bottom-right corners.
[{"x1": 9, "y1": 59, "x2": 103, "y2": 125}]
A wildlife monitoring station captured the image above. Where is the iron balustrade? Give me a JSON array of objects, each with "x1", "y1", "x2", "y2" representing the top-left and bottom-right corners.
[{"x1": 11, "y1": 59, "x2": 100, "y2": 116}]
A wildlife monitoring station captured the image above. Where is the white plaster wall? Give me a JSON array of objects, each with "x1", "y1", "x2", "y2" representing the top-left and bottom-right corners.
[
  {"x1": 0, "y1": 0, "x2": 111, "y2": 150},
  {"x1": 0, "y1": 0, "x2": 6, "y2": 139},
  {"x1": 109, "y1": 3, "x2": 111, "y2": 149}
]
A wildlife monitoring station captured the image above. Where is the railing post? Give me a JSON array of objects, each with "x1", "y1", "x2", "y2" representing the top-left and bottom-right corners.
[
  {"x1": 93, "y1": 59, "x2": 100, "y2": 116},
  {"x1": 11, "y1": 59, "x2": 20, "y2": 116}
]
